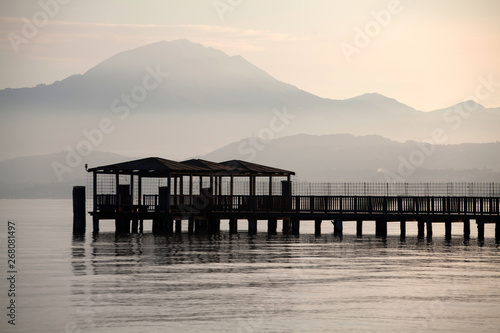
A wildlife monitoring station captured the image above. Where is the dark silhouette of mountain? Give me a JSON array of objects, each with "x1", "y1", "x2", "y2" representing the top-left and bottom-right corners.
[
  {"x1": 0, "y1": 151, "x2": 130, "y2": 198},
  {"x1": 1, "y1": 39, "x2": 499, "y2": 162},
  {"x1": 0, "y1": 39, "x2": 328, "y2": 114},
  {"x1": 202, "y1": 134, "x2": 500, "y2": 182},
  {"x1": 2, "y1": 134, "x2": 499, "y2": 198}
]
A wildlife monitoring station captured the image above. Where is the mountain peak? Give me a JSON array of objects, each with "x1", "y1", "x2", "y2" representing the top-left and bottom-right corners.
[{"x1": 346, "y1": 92, "x2": 416, "y2": 113}]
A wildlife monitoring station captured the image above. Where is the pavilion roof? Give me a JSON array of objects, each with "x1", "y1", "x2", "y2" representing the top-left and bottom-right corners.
[{"x1": 88, "y1": 157, "x2": 295, "y2": 177}]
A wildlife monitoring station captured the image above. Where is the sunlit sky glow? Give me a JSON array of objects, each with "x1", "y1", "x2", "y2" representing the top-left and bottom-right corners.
[{"x1": 0, "y1": 0, "x2": 499, "y2": 111}]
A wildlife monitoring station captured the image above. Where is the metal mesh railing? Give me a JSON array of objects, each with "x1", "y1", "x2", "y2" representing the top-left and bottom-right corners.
[{"x1": 291, "y1": 182, "x2": 500, "y2": 197}]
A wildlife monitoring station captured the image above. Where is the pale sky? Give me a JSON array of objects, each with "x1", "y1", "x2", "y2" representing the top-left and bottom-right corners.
[{"x1": 1, "y1": 0, "x2": 499, "y2": 111}]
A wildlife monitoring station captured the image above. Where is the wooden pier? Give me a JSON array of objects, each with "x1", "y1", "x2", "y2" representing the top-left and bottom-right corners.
[{"x1": 77, "y1": 157, "x2": 500, "y2": 241}]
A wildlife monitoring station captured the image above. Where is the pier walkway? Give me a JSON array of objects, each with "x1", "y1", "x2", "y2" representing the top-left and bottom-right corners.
[{"x1": 74, "y1": 157, "x2": 500, "y2": 241}]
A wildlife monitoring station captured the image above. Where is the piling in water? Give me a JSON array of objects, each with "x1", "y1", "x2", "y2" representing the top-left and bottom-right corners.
[{"x1": 72, "y1": 186, "x2": 86, "y2": 235}]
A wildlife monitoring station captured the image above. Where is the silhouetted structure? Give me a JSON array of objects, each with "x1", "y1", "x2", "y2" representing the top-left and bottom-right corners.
[{"x1": 80, "y1": 157, "x2": 500, "y2": 241}]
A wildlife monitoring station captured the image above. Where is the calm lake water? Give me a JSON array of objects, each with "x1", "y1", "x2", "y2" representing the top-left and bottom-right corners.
[{"x1": 1, "y1": 199, "x2": 500, "y2": 332}]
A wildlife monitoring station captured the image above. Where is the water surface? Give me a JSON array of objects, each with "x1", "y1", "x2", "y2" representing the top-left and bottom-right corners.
[{"x1": 1, "y1": 199, "x2": 499, "y2": 332}]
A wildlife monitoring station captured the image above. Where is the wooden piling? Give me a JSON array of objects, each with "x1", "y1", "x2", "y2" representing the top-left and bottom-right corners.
[
  {"x1": 477, "y1": 219, "x2": 485, "y2": 242},
  {"x1": 248, "y1": 217, "x2": 257, "y2": 235},
  {"x1": 426, "y1": 219, "x2": 433, "y2": 240},
  {"x1": 375, "y1": 219, "x2": 386, "y2": 238},
  {"x1": 315, "y1": 219, "x2": 322, "y2": 236},
  {"x1": 92, "y1": 216, "x2": 99, "y2": 234},
  {"x1": 282, "y1": 218, "x2": 291, "y2": 234},
  {"x1": 188, "y1": 217, "x2": 195, "y2": 234},
  {"x1": 417, "y1": 219, "x2": 425, "y2": 239},
  {"x1": 209, "y1": 217, "x2": 220, "y2": 234},
  {"x1": 463, "y1": 219, "x2": 470, "y2": 240},
  {"x1": 72, "y1": 186, "x2": 86, "y2": 235},
  {"x1": 292, "y1": 217, "x2": 300, "y2": 235},
  {"x1": 333, "y1": 218, "x2": 343, "y2": 237},
  {"x1": 400, "y1": 220, "x2": 406, "y2": 239},
  {"x1": 139, "y1": 219, "x2": 143, "y2": 233},
  {"x1": 496, "y1": 221, "x2": 500, "y2": 242},
  {"x1": 356, "y1": 219, "x2": 363, "y2": 237},
  {"x1": 268, "y1": 217, "x2": 277, "y2": 235},
  {"x1": 229, "y1": 217, "x2": 238, "y2": 234},
  {"x1": 131, "y1": 217, "x2": 139, "y2": 233},
  {"x1": 445, "y1": 220, "x2": 452, "y2": 240},
  {"x1": 175, "y1": 220, "x2": 182, "y2": 233}
]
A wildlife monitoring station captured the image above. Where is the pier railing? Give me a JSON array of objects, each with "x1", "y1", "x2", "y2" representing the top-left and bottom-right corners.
[{"x1": 212, "y1": 195, "x2": 500, "y2": 217}]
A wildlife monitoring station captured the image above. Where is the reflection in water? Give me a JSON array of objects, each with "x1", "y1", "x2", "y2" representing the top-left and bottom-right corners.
[{"x1": 69, "y1": 232, "x2": 500, "y2": 332}]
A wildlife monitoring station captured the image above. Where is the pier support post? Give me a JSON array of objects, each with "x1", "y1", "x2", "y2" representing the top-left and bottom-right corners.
[
  {"x1": 131, "y1": 217, "x2": 138, "y2": 234},
  {"x1": 188, "y1": 217, "x2": 194, "y2": 234},
  {"x1": 356, "y1": 220, "x2": 363, "y2": 238},
  {"x1": 248, "y1": 217, "x2": 257, "y2": 235},
  {"x1": 426, "y1": 219, "x2": 433, "y2": 240},
  {"x1": 229, "y1": 217, "x2": 238, "y2": 234},
  {"x1": 152, "y1": 218, "x2": 159, "y2": 234},
  {"x1": 496, "y1": 220, "x2": 500, "y2": 243},
  {"x1": 93, "y1": 216, "x2": 99, "y2": 234},
  {"x1": 375, "y1": 219, "x2": 387, "y2": 238},
  {"x1": 72, "y1": 186, "x2": 86, "y2": 235},
  {"x1": 116, "y1": 217, "x2": 130, "y2": 235},
  {"x1": 477, "y1": 219, "x2": 485, "y2": 242},
  {"x1": 165, "y1": 216, "x2": 174, "y2": 235},
  {"x1": 334, "y1": 218, "x2": 343, "y2": 237},
  {"x1": 268, "y1": 217, "x2": 277, "y2": 235},
  {"x1": 139, "y1": 219, "x2": 143, "y2": 233},
  {"x1": 445, "y1": 220, "x2": 452, "y2": 241},
  {"x1": 292, "y1": 217, "x2": 300, "y2": 235},
  {"x1": 209, "y1": 217, "x2": 220, "y2": 234},
  {"x1": 175, "y1": 220, "x2": 182, "y2": 234},
  {"x1": 417, "y1": 219, "x2": 425, "y2": 239},
  {"x1": 463, "y1": 219, "x2": 470, "y2": 240},
  {"x1": 400, "y1": 220, "x2": 406, "y2": 239},
  {"x1": 315, "y1": 219, "x2": 322, "y2": 236},
  {"x1": 282, "y1": 218, "x2": 291, "y2": 234}
]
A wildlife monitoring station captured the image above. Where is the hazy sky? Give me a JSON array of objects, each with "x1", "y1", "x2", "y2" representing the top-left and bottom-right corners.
[{"x1": 0, "y1": 0, "x2": 499, "y2": 111}]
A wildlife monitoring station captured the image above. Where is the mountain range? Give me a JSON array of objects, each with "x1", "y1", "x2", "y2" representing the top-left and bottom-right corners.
[
  {"x1": 1, "y1": 134, "x2": 498, "y2": 198},
  {"x1": 0, "y1": 39, "x2": 499, "y2": 198}
]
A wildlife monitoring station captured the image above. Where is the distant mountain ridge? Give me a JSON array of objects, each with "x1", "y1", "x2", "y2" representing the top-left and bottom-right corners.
[
  {"x1": 1, "y1": 39, "x2": 499, "y2": 162},
  {"x1": 1, "y1": 133, "x2": 499, "y2": 198}
]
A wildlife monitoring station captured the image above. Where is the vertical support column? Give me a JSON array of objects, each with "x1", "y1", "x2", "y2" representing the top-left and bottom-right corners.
[
  {"x1": 131, "y1": 217, "x2": 138, "y2": 234},
  {"x1": 92, "y1": 172, "x2": 97, "y2": 215},
  {"x1": 282, "y1": 218, "x2": 291, "y2": 234},
  {"x1": 165, "y1": 215, "x2": 174, "y2": 235},
  {"x1": 417, "y1": 219, "x2": 425, "y2": 239},
  {"x1": 426, "y1": 218, "x2": 433, "y2": 240},
  {"x1": 188, "y1": 216, "x2": 194, "y2": 234},
  {"x1": 175, "y1": 220, "x2": 182, "y2": 234},
  {"x1": 375, "y1": 219, "x2": 386, "y2": 238},
  {"x1": 248, "y1": 217, "x2": 257, "y2": 235},
  {"x1": 445, "y1": 220, "x2": 452, "y2": 241},
  {"x1": 463, "y1": 218, "x2": 470, "y2": 240},
  {"x1": 194, "y1": 219, "x2": 202, "y2": 234},
  {"x1": 292, "y1": 217, "x2": 300, "y2": 235},
  {"x1": 315, "y1": 219, "x2": 322, "y2": 236},
  {"x1": 400, "y1": 220, "x2": 406, "y2": 239},
  {"x1": 138, "y1": 176, "x2": 142, "y2": 208},
  {"x1": 356, "y1": 219, "x2": 363, "y2": 237},
  {"x1": 334, "y1": 218, "x2": 343, "y2": 237},
  {"x1": 93, "y1": 216, "x2": 99, "y2": 234},
  {"x1": 495, "y1": 220, "x2": 500, "y2": 243},
  {"x1": 209, "y1": 217, "x2": 220, "y2": 234},
  {"x1": 268, "y1": 217, "x2": 277, "y2": 235},
  {"x1": 73, "y1": 186, "x2": 86, "y2": 235},
  {"x1": 139, "y1": 219, "x2": 143, "y2": 234},
  {"x1": 477, "y1": 219, "x2": 485, "y2": 242},
  {"x1": 229, "y1": 217, "x2": 238, "y2": 234}
]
